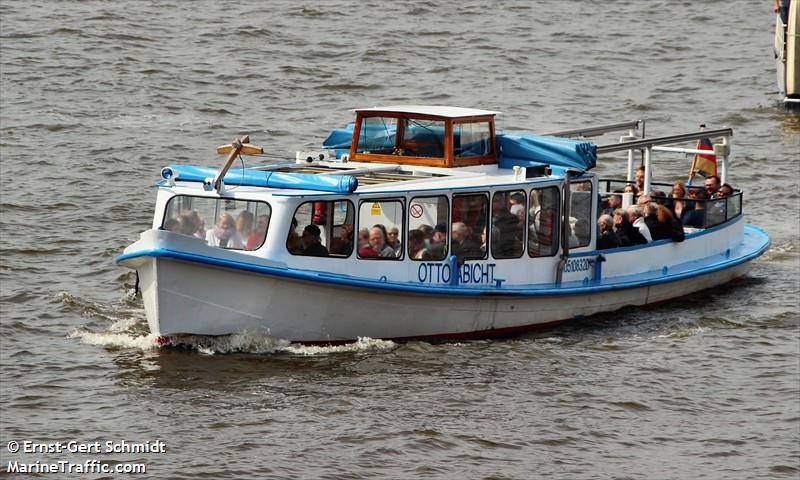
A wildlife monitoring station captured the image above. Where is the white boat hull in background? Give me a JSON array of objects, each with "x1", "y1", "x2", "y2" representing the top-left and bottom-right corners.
[{"x1": 776, "y1": 3, "x2": 800, "y2": 107}]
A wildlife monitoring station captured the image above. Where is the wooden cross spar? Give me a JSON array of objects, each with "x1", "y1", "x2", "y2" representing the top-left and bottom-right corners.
[{"x1": 212, "y1": 135, "x2": 264, "y2": 193}]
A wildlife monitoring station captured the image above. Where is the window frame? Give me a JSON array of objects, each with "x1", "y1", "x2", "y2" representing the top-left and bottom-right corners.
[
  {"x1": 357, "y1": 197, "x2": 406, "y2": 261},
  {"x1": 450, "y1": 191, "x2": 490, "y2": 262},
  {"x1": 451, "y1": 118, "x2": 496, "y2": 167},
  {"x1": 490, "y1": 189, "x2": 527, "y2": 260},
  {"x1": 286, "y1": 199, "x2": 355, "y2": 258},
  {"x1": 161, "y1": 194, "x2": 272, "y2": 252},
  {"x1": 351, "y1": 112, "x2": 452, "y2": 167},
  {"x1": 568, "y1": 179, "x2": 594, "y2": 249},
  {"x1": 527, "y1": 185, "x2": 561, "y2": 258},
  {"x1": 407, "y1": 194, "x2": 450, "y2": 262}
]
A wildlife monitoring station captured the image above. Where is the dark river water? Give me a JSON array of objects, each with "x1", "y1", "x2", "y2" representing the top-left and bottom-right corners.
[{"x1": 1, "y1": 1, "x2": 798, "y2": 478}]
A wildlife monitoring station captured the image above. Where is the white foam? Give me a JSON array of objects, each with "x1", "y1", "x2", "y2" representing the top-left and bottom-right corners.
[
  {"x1": 69, "y1": 325, "x2": 397, "y2": 356},
  {"x1": 68, "y1": 328, "x2": 160, "y2": 350},
  {"x1": 284, "y1": 336, "x2": 397, "y2": 356}
]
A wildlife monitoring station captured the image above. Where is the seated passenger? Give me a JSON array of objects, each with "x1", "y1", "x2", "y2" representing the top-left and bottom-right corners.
[
  {"x1": 300, "y1": 225, "x2": 329, "y2": 257},
  {"x1": 177, "y1": 210, "x2": 205, "y2": 239},
  {"x1": 451, "y1": 222, "x2": 481, "y2": 261},
  {"x1": 681, "y1": 189, "x2": 709, "y2": 228},
  {"x1": 178, "y1": 212, "x2": 199, "y2": 237},
  {"x1": 287, "y1": 218, "x2": 304, "y2": 254},
  {"x1": 206, "y1": 213, "x2": 243, "y2": 249},
  {"x1": 627, "y1": 206, "x2": 652, "y2": 243},
  {"x1": 646, "y1": 203, "x2": 683, "y2": 241},
  {"x1": 329, "y1": 224, "x2": 354, "y2": 255},
  {"x1": 717, "y1": 183, "x2": 734, "y2": 197},
  {"x1": 660, "y1": 204, "x2": 685, "y2": 242},
  {"x1": 164, "y1": 217, "x2": 182, "y2": 233},
  {"x1": 612, "y1": 208, "x2": 642, "y2": 246},
  {"x1": 357, "y1": 228, "x2": 369, "y2": 249},
  {"x1": 704, "y1": 175, "x2": 721, "y2": 198},
  {"x1": 367, "y1": 226, "x2": 395, "y2": 258},
  {"x1": 408, "y1": 229, "x2": 426, "y2": 260},
  {"x1": 491, "y1": 195, "x2": 523, "y2": 256},
  {"x1": 600, "y1": 191, "x2": 623, "y2": 216},
  {"x1": 634, "y1": 166, "x2": 646, "y2": 192},
  {"x1": 235, "y1": 211, "x2": 254, "y2": 247},
  {"x1": 509, "y1": 193, "x2": 526, "y2": 225},
  {"x1": 623, "y1": 184, "x2": 639, "y2": 197},
  {"x1": 667, "y1": 181, "x2": 693, "y2": 220},
  {"x1": 246, "y1": 214, "x2": 269, "y2": 251},
  {"x1": 597, "y1": 214, "x2": 620, "y2": 250},
  {"x1": 387, "y1": 227, "x2": 402, "y2": 257},
  {"x1": 424, "y1": 223, "x2": 448, "y2": 259}
]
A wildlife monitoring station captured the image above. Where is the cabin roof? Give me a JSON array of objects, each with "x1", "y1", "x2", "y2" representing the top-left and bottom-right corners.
[{"x1": 352, "y1": 105, "x2": 500, "y2": 119}]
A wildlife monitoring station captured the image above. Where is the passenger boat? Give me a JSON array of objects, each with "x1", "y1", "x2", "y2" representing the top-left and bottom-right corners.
[
  {"x1": 775, "y1": 0, "x2": 800, "y2": 109},
  {"x1": 116, "y1": 106, "x2": 770, "y2": 344}
]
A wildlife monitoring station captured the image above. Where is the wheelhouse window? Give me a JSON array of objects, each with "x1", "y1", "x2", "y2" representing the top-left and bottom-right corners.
[
  {"x1": 287, "y1": 200, "x2": 354, "y2": 257},
  {"x1": 356, "y1": 116, "x2": 397, "y2": 155},
  {"x1": 491, "y1": 190, "x2": 526, "y2": 259},
  {"x1": 455, "y1": 122, "x2": 491, "y2": 158},
  {"x1": 398, "y1": 118, "x2": 445, "y2": 158},
  {"x1": 569, "y1": 180, "x2": 593, "y2": 248},
  {"x1": 163, "y1": 196, "x2": 271, "y2": 251},
  {"x1": 451, "y1": 193, "x2": 488, "y2": 262},
  {"x1": 358, "y1": 199, "x2": 404, "y2": 260},
  {"x1": 528, "y1": 186, "x2": 560, "y2": 257},
  {"x1": 408, "y1": 196, "x2": 449, "y2": 261}
]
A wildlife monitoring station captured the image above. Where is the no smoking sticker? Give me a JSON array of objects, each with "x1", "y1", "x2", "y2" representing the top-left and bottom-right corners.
[{"x1": 410, "y1": 203, "x2": 424, "y2": 218}]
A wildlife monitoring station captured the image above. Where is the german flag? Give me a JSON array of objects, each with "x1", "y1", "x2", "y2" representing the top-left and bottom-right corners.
[{"x1": 688, "y1": 137, "x2": 716, "y2": 184}]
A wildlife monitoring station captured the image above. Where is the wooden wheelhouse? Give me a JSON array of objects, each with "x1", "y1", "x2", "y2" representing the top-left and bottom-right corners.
[{"x1": 348, "y1": 106, "x2": 499, "y2": 168}]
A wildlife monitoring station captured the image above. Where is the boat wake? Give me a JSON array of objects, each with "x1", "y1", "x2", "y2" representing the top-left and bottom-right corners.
[{"x1": 69, "y1": 318, "x2": 397, "y2": 356}]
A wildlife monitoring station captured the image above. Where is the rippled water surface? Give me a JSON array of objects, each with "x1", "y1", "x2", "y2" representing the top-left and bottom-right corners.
[{"x1": 1, "y1": 1, "x2": 798, "y2": 478}]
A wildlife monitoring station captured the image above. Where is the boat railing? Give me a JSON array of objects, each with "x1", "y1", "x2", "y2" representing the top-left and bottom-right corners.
[
  {"x1": 543, "y1": 119, "x2": 644, "y2": 139},
  {"x1": 596, "y1": 127, "x2": 733, "y2": 194},
  {"x1": 598, "y1": 178, "x2": 743, "y2": 229}
]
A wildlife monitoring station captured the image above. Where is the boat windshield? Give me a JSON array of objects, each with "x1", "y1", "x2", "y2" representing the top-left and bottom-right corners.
[
  {"x1": 162, "y1": 195, "x2": 271, "y2": 251},
  {"x1": 356, "y1": 116, "x2": 446, "y2": 158}
]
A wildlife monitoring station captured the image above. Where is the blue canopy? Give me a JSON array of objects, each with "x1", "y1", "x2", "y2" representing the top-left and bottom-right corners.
[
  {"x1": 321, "y1": 124, "x2": 597, "y2": 172},
  {"x1": 322, "y1": 122, "x2": 397, "y2": 158},
  {"x1": 162, "y1": 165, "x2": 358, "y2": 194},
  {"x1": 496, "y1": 133, "x2": 597, "y2": 172},
  {"x1": 322, "y1": 122, "x2": 357, "y2": 150}
]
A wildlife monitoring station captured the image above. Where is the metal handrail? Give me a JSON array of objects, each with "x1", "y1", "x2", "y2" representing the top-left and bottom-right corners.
[
  {"x1": 596, "y1": 128, "x2": 733, "y2": 154},
  {"x1": 543, "y1": 120, "x2": 642, "y2": 138}
]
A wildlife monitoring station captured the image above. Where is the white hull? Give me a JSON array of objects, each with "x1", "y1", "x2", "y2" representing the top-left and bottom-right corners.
[
  {"x1": 776, "y1": 4, "x2": 800, "y2": 104},
  {"x1": 133, "y1": 249, "x2": 753, "y2": 343}
]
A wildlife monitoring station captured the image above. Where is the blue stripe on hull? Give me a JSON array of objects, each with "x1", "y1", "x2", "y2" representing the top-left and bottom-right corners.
[{"x1": 116, "y1": 225, "x2": 770, "y2": 297}]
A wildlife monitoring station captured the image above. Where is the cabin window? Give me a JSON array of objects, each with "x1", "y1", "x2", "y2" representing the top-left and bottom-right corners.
[
  {"x1": 357, "y1": 199, "x2": 404, "y2": 260},
  {"x1": 491, "y1": 190, "x2": 526, "y2": 259},
  {"x1": 455, "y1": 122, "x2": 491, "y2": 158},
  {"x1": 398, "y1": 118, "x2": 446, "y2": 158},
  {"x1": 569, "y1": 180, "x2": 593, "y2": 248},
  {"x1": 451, "y1": 193, "x2": 488, "y2": 262},
  {"x1": 408, "y1": 196, "x2": 449, "y2": 261},
  {"x1": 528, "y1": 186, "x2": 560, "y2": 257},
  {"x1": 357, "y1": 116, "x2": 398, "y2": 155},
  {"x1": 162, "y1": 195, "x2": 271, "y2": 251},
  {"x1": 287, "y1": 200, "x2": 354, "y2": 257}
]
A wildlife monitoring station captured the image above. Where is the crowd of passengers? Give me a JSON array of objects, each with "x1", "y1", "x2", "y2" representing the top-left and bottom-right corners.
[
  {"x1": 286, "y1": 192, "x2": 532, "y2": 260},
  {"x1": 164, "y1": 167, "x2": 735, "y2": 256},
  {"x1": 164, "y1": 209, "x2": 269, "y2": 251},
  {"x1": 596, "y1": 166, "x2": 736, "y2": 250}
]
